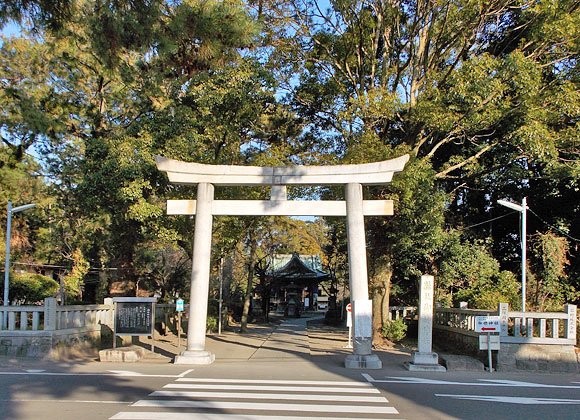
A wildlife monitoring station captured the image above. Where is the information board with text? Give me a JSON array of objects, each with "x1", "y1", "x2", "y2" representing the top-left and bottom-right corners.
[{"x1": 113, "y1": 297, "x2": 156, "y2": 336}]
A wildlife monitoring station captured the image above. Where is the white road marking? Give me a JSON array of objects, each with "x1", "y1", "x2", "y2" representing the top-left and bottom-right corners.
[
  {"x1": 108, "y1": 370, "x2": 194, "y2": 378},
  {"x1": 0, "y1": 370, "x2": 192, "y2": 378},
  {"x1": 436, "y1": 394, "x2": 580, "y2": 405},
  {"x1": 150, "y1": 390, "x2": 387, "y2": 402},
  {"x1": 164, "y1": 383, "x2": 380, "y2": 393},
  {"x1": 367, "y1": 376, "x2": 580, "y2": 389},
  {"x1": 177, "y1": 369, "x2": 195, "y2": 378},
  {"x1": 3, "y1": 398, "x2": 133, "y2": 404},
  {"x1": 111, "y1": 413, "x2": 404, "y2": 420},
  {"x1": 25, "y1": 369, "x2": 46, "y2": 373},
  {"x1": 478, "y1": 379, "x2": 580, "y2": 389},
  {"x1": 176, "y1": 378, "x2": 372, "y2": 386},
  {"x1": 132, "y1": 399, "x2": 399, "y2": 414},
  {"x1": 361, "y1": 373, "x2": 374, "y2": 382}
]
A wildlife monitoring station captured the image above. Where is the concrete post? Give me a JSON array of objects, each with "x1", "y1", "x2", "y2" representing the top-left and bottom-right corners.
[
  {"x1": 270, "y1": 185, "x2": 287, "y2": 201},
  {"x1": 44, "y1": 297, "x2": 57, "y2": 331},
  {"x1": 566, "y1": 304, "x2": 577, "y2": 340},
  {"x1": 103, "y1": 297, "x2": 114, "y2": 328},
  {"x1": 499, "y1": 302, "x2": 509, "y2": 336},
  {"x1": 344, "y1": 183, "x2": 381, "y2": 369},
  {"x1": 175, "y1": 182, "x2": 215, "y2": 365},
  {"x1": 405, "y1": 275, "x2": 445, "y2": 371}
]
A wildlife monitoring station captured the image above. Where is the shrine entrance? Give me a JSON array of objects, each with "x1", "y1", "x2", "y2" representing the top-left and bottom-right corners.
[
  {"x1": 264, "y1": 253, "x2": 330, "y2": 317},
  {"x1": 156, "y1": 154, "x2": 409, "y2": 368}
]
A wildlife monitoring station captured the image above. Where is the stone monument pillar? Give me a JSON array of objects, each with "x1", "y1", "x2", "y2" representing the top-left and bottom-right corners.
[
  {"x1": 174, "y1": 182, "x2": 216, "y2": 365},
  {"x1": 405, "y1": 275, "x2": 445, "y2": 371},
  {"x1": 344, "y1": 183, "x2": 382, "y2": 369}
]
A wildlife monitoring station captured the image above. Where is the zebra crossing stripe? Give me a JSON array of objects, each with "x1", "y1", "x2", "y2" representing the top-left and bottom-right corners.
[
  {"x1": 175, "y1": 378, "x2": 373, "y2": 386},
  {"x1": 131, "y1": 399, "x2": 399, "y2": 414},
  {"x1": 111, "y1": 413, "x2": 404, "y2": 420},
  {"x1": 150, "y1": 390, "x2": 388, "y2": 403},
  {"x1": 163, "y1": 383, "x2": 380, "y2": 393}
]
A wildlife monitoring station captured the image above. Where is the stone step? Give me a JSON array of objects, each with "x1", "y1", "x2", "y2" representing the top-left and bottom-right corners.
[{"x1": 99, "y1": 345, "x2": 146, "y2": 362}]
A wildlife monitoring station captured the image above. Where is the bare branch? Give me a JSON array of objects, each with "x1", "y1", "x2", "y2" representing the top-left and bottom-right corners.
[{"x1": 435, "y1": 142, "x2": 498, "y2": 178}]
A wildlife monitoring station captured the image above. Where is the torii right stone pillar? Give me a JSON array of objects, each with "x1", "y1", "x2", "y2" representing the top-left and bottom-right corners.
[{"x1": 344, "y1": 183, "x2": 382, "y2": 369}]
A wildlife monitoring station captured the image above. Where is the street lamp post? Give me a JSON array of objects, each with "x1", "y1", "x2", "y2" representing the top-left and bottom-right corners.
[
  {"x1": 497, "y1": 197, "x2": 527, "y2": 312},
  {"x1": 3, "y1": 201, "x2": 36, "y2": 327}
]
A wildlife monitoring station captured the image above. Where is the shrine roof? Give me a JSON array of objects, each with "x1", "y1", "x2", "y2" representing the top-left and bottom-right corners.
[{"x1": 266, "y1": 253, "x2": 330, "y2": 281}]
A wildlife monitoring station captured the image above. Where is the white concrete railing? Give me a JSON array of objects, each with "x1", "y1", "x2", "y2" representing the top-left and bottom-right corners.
[
  {"x1": 498, "y1": 303, "x2": 577, "y2": 345},
  {"x1": 434, "y1": 308, "x2": 495, "y2": 335},
  {"x1": 0, "y1": 298, "x2": 113, "y2": 332},
  {"x1": 435, "y1": 303, "x2": 577, "y2": 345},
  {"x1": 389, "y1": 306, "x2": 417, "y2": 321},
  {"x1": 0, "y1": 305, "x2": 45, "y2": 331},
  {"x1": 54, "y1": 304, "x2": 113, "y2": 330}
]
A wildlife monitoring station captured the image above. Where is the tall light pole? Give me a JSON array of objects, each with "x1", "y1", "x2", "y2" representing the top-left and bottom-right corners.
[
  {"x1": 497, "y1": 197, "x2": 527, "y2": 312},
  {"x1": 4, "y1": 201, "x2": 36, "y2": 327}
]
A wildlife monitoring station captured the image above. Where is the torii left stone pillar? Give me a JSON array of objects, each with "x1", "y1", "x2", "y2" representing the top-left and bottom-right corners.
[
  {"x1": 156, "y1": 155, "x2": 409, "y2": 366},
  {"x1": 174, "y1": 182, "x2": 215, "y2": 364}
]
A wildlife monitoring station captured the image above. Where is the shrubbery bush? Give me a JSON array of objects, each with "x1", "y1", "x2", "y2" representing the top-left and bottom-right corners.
[
  {"x1": 381, "y1": 318, "x2": 407, "y2": 342},
  {"x1": 6, "y1": 272, "x2": 59, "y2": 304}
]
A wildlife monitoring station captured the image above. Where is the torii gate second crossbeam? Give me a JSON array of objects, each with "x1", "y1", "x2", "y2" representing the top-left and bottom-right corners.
[{"x1": 156, "y1": 154, "x2": 410, "y2": 368}]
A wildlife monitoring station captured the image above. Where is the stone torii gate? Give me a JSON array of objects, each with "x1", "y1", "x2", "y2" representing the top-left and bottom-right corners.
[{"x1": 156, "y1": 154, "x2": 409, "y2": 368}]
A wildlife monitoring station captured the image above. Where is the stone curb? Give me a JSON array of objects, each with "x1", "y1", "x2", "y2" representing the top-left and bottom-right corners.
[{"x1": 98, "y1": 345, "x2": 146, "y2": 363}]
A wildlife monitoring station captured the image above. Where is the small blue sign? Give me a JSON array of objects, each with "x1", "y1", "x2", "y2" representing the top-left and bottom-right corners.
[{"x1": 176, "y1": 298, "x2": 184, "y2": 312}]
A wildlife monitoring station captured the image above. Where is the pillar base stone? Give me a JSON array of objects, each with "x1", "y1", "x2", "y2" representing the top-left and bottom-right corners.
[
  {"x1": 345, "y1": 354, "x2": 382, "y2": 369},
  {"x1": 174, "y1": 350, "x2": 215, "y2": 365},
  {"x1": 404, "y1": 351, "x2": 446, "y2": 371}
]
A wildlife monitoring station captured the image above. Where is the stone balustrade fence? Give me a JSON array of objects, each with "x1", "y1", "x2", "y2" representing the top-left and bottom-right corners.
[
  {"x1": 54, "y1": 304, "x2": 114, "y2": 331},
  {"x1": 0, "y1": 298, "x2": 115, "y2": 358},
  {"x1": 0, "y1": 305, "x2": 45, "y2": 331},
  {"x1": 434, "y1": 303, "x2": 578, "y2": 372},
  {"x1": 389, "y1": 306, "x2": 417, "y2": 321},
  {"x1": 0, "y1": 298, "x2": 114, "y2": 332},
  {"x1": 434, "y1": 303, "x2": 577, "y2": 345},
  {"x1": 434, "y1": 308, "x2": 495, "y2": 337}
]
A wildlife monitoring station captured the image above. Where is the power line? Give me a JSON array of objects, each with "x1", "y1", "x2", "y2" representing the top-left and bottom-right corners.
[
  {"x1": 527, "y1": 208, "x2": 580, "y2": 243},
  {"x1": 457, "y1": 211, "x2": 518, "y2": 231},
  {"x1": 457, "y1": 207, "x2": 580, "y2": 244}
]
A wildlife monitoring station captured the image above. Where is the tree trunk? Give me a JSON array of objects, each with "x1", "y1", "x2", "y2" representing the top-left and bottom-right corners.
[
  {"x1": 381, "y1": 279, "x2": 391, "y2": 326},
  {"x1": 372, "y1": 285, "x2": 383, "y2": 342},
  {"x1": 240, "y1": 233, "x2": 257, "y2": 333},
  {"x1": 371, "y1": 258, "x2": 393, "y2": 344},
  {"x1": 222, "y1": 255, "x2": 234, "y2": 328}
]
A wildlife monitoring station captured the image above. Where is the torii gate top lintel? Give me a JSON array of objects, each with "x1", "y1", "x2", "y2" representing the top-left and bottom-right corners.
[{"x1": 155, "y1": 154, "x2": 409, "y2": 186}]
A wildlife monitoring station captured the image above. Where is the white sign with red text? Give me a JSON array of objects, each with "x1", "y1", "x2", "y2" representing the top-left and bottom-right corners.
[{"x1": 475, "y1": 316, "x2": 501, "y2": 333}]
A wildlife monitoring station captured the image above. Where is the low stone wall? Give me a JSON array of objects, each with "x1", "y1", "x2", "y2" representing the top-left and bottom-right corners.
[
  {"x1": 434, "y1": 304, "x2": 579, "y2": 373},
  {"x1": 434, "y1": 327, "x2": 579, "y2": 372},
  {"x1": 434, "y1": 328, "x2": 486, "y2": 363},
  {"x1": 0, "y1": 325, "x2": 107, "y2": 359},
  {"x1": 0, "y1": 333, "x2": 52, "y2": 358},
  {"x1": 497, "y1": 343, "x2": 579, "y2": 373}
]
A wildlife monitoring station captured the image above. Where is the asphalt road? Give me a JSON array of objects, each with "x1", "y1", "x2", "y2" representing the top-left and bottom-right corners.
[{"x1": 0, "y1": 318, "x2": 578, "y2": 420}]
